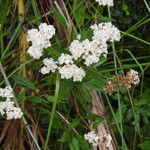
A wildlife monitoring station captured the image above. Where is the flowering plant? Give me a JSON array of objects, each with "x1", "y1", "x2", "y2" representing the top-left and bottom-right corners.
[{"x1": 0, "y1": 0, "x2": 149, "y2": 149}]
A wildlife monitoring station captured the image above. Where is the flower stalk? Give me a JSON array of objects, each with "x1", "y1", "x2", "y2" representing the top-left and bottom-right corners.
[{"x1": 44, "y1": 73, "x2": 60, "y2": 150}]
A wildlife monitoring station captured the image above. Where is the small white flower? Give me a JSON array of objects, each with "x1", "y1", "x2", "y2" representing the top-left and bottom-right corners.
[
  {"x1": 58, "y1": 64, "x2": 85, "y2": 82},
  {"x1": 127, "y1": 69, "x2": 140, "y2": 85},
  {"x1": 69, "y1": 40, "x2": 85, "y2": 60},
  {"x1": 83, "y1": 54, "x2": 100, "y2": 66},
  {"x1": 27, "y1": 23, "x2": 56, "y2": 59},
  {"x1": 0, "y1": 86, "x2": 23, "y2": 120},
  {"x1": 0, "y1": 86, "x2": 13, "y2": 98},
  {"x1": 39, "y1": 23, "x2": 55, "y2": 40},
  {"x1": 58, "y1": 53, "x2": 73, "y2": 65},
  {"x1": 91, "y1": 22, "x2": 120, "y2": 42},
  {"x1": 84, "y1": 130, "x2": 112, "y2": 148},
  {"x1": 95, "y1": 0, "x2": 114, "y2": 6},
  {"x1": 40, "y1": 58, "x2": 58, "y2": 74},
  {"x1": 27, "y1": 46, "x2": 43, "y2": 60},
  {"x1": 77, "y1": 34, "x2": 81, "y2": 40}
]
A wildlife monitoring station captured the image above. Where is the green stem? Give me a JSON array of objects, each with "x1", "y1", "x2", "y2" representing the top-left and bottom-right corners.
[
  {"x1": 108, "y1": 6, "x2": 127, "y2": 149},
  {"x1": 44, "y1": 74, "x2": 60, "y2": 150},
  {"x1": 121, "y1": 31, "x2": 150, "y2": 46},
  {"x1": 104, "y1": 93, "x2": 128, "y2": 150},
  {"x1": 143, "y1": 0, "x2": 150, "y2": 13}
]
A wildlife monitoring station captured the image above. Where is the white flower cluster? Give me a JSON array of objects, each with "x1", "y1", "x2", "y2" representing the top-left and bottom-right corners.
[
  {"x1": 95, "y1": 0, "x2": 114, "y2": 6},
  {"x1": 127, "y1": 69, "x2": 140, "y2": 85},
  {"x1": 0, "y1": 86, "x2": 23, "y2": 120},
  {"x1": 90, "y1": 22, "x2": 121, "y2": 42},
  {"x1": 27, "y1": 23, "x2": 55, "y2": 59},
  {"x1": 27, "y1": 22, "x2": 120, "y2": 82},
  {"x1": 68, "y1": 22, "x2": 120, "y2": 67},
  {"x1": 84, "y1": 130, "x2": 112, "y2": 147},
  {"x1": 40, "y1": 58, "x2": 58, "y2": 75},
  {"x1": 59, "y1": 64, "x2": 85, "y2": 82},
  {"x1": 40, "y1": 55, "x2": 86, "y2": 82},
  {"x1": 69, "y1": 39, "x2": 107, "y2": 66}
]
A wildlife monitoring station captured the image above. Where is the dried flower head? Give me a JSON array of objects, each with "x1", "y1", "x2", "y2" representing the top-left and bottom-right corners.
[
  {"x1": 126, "y1": 69, "x2": 140, "y2": 85},
  {"x1": 104, "y1": 69, "x2": 140, "y2": 94},
  {"x1": 104, "y1": 81, "x2": 116, "y2": 95}
]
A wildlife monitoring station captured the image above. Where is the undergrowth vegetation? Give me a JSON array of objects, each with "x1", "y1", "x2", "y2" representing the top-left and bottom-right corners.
[{"x1": 0, "y1": 0, "x2": 150, "y2": 150}]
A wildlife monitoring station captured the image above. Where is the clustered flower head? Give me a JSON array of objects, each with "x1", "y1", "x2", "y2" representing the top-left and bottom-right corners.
[
  {"x1": 104, "y1": 69, "x2": 140, "y2": 95},
  {"x1": 84, "y1": 130, "x2": 112, "y2": 147},
  {"x1": 27, "y1": 22, "x2": 120, "y2": 82},
  {"x1": 95, "y1": 0, "x2": 114, "y2": 6},
  {"x1": 27, "y1": 23, "x2": 55, "y2": 59},
  {"x1": 90, "y1": 22, "x2": 121, "y2": 42},
  {"x1": 0, "y1": 86, "x2": 23, "y2": 120}
]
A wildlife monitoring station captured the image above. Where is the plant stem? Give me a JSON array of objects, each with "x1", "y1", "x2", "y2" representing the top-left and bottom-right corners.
[
  {"x1": 44, "y1": 74, "x2": 60, "y2": 150},
  {"x1": 121, "y1": 31, "x2": 150, "y2": 46},
  {"x1": 143, "y1": 0, "x2": 150, "y2": 13},
  {"x1": 107, "y1": 6, "x2": 127, "y2": 149},
  {"x1": 18, "y1": 0, "x2": 26, "y2": 148}
]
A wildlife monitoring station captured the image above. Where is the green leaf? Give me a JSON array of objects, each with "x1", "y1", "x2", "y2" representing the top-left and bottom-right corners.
[
  {"x1": 52, "y1": 9, "x2": 67, "y2": 27},
  {"x1": 67, "y1": 118, "x2": 80, "y2": 131},
  {"x1": 76, "y1": 135, "x2": 90, "y2": 150},
  {"x1": 59, "y1": 119, "x2": 80, "y2": 142},
  {"x1": 87, "y1": 114, "x2": 103, "y2": 129},
  {"x1": 73, "y1": 0, "x2": 86, "y2": 27},
  {"x1": 135, "y1": 90, "x2": 150, "y2": 106},
  {"x1": 59, "y1": 80, "x2": 73, "y2": 100},
  {"x1": 69, "y1": 137, "x2": 80, "y2": 150},
  {"x1": 138, "y1": 141, "x2": 150, "y2": 150},
  {"x1": 27, "y1": 96, "x2": 45, "y2": 103},
  {"x1": 59, "y1": 131, "x2": 73, "y2": 142},
  {"x1": 13, "y1": 74, "x2": 35, "y2": 90},
  {"x1": 99, "y1": 16, "x2": 113, "y2": 22},
  {"x1": 47, "y1": 96, "x2": 55, "y2": 102},
  {"x1": 83, "y1": 78, "x2": 105, "y2": 92}
]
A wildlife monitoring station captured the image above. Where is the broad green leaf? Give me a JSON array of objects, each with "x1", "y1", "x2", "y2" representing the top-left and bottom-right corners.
[
  {"x1": 13, "y1": 74, "x2": 35, "y2": 89},
  {"x1": 27, "y1": 96, "x2": 45, "y2": 103},
  {"x1": 47, "y1": 96, "x2": 55, "y2": 102},
  {"x1": 83, "y1": 78, "x2": 105, "y2": 92},
  {"x1": 76, "y1": 135, "x2": 90, "y2": 150},
  {"x1": 138, "y1": 141, "x2": 150, "y2": 150},
  {"x1": 69, "y1": 137, "x2": 80, "y2": 150}
]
